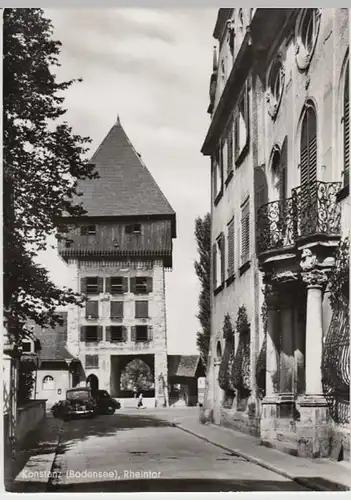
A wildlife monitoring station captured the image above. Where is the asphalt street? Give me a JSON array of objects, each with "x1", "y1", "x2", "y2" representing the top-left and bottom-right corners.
[{"x1": 45, "y1": 409, "x2": 308, "y2": 492}]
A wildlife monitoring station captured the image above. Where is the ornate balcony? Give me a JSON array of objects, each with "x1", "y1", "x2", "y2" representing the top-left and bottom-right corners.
[{"x1": 257, "y1": 181, "x2": 342, "y2": 256}]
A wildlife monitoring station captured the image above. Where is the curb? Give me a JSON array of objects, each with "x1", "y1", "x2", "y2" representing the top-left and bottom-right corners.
[{"x1": 172, "y1": 423, "x2": 349, "y2": 492}]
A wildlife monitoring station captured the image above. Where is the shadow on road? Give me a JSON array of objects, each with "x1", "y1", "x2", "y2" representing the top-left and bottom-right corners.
[{"x1": 56, "y1": 412, "x2": 171, "y2": 454}]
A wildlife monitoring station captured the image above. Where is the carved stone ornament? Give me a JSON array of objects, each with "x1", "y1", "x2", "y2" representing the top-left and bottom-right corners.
[
  {"x1": 271, "y1": 270, "x2": 299, "y2": 284},
  {"x1": 266, "y1": 91, "x2": 271, "y2": 103},
  {"x1": 300, "y1": 248, "x2": 317, "y2": 272},
  {"x1": 301, "y1": 269, "x2": 328, "y2": 288},
  {"x1": 263, "y1": 283, "x2": 280, "y2": 309}
]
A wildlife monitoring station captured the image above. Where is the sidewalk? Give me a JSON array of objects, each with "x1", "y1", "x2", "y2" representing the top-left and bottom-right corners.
[
  {"x1": 171, "y1": 413, "x2": 351, "y2": 492},
  {"x1": 5, "y1": 414, "x2": 63, "y2": 492}
]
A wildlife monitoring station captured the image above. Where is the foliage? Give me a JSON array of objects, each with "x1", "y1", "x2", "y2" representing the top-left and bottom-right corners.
[
  {"x1": 218, "y1": 314, "x2": 236, "y2": 402},
  {"x1": 329, "y1": 237, "x2": 349, "y2": 310},
  {"x1": 256, "y1": 302, "x2": 268, "y2": 399},
  {"x1": 3, "y1": 8, "x2": 98, "y2": 339},
  {"x1": 120, "y1": 359, "x2": 154, "y2": 392},
  {"x1": 194, "y1": 213, "x2": 211, "y2": 372},
  {"x1": 236, "y1": 305, "x2": 250, "y2": 334},
  {"x1": 17, "y1": 357, "x2": 37, "y2": 404},
  {"x1": 232, "y1": 306, "x2": 251, "y2": 392}
]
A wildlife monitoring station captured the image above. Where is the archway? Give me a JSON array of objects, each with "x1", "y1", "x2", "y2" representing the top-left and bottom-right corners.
[
  {"x1": 86, "y1": 374, "x2": 99, "y2": 395},
  {"x1": 120, "y1": 358, "x2": 154, "y2": 396}
]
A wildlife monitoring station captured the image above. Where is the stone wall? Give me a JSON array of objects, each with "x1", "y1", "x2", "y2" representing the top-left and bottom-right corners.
[{"x1": 16, "y1": 400, "x2": 46, "y2": 442}]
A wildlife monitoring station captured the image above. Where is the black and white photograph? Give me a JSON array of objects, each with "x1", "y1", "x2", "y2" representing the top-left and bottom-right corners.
[{"x1": 3, "y1": 6, "x2": 350, "y2": 493}]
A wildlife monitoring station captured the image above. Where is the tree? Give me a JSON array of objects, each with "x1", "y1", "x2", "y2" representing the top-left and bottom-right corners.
[
  {"x1": 3, "y1": 8, "x2": 98, "y2": 340},
  {"x1": 17, "y1": 358, "x2": 36, "y2": 405},
  {"x1": 120, "y1": 359, "x2": 154, "y2": 392},
  {"x1": 194, "y1": 213, "x2": 211, "y2": 373}
]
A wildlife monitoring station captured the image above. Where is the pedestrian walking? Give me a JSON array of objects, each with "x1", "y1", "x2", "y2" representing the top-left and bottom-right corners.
[{"x1": 137, "y1": 391, "x2": 145, "y2": 409}]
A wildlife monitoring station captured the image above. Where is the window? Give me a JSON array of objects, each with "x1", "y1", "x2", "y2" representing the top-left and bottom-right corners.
[
  {"x1": 213, "y1": 233, "x2": 225, "y2": 291},
  {"x1": 81, "y1": 277, "x2": 103, "y2": 294},
  {"x1": 295, "y1": 9, "x2": 321, "y2": 70},
  {"x1": 106, "y1": 325, "x2": 127, "y2": 343},
  {"x1": 241, "y1": 198, "x2": 250, "y2": 265},
  {"x1": 268, "y1": 57, "x2": 285, "y2": 119},
  {"x1": 22, "y1": 341, "x2": 31, "y2": 353},
  {"x1": 235, "y1": 85, "x2": 249, "y2": 164},
  {"x1": 227, "y1": 218, "x2": 235, "y2": 279},
  {"x1": 86, "y1": 300, "x2": 99, "y2": 319},
  {"x1": 226, "y1": 119, "x2": 234, "y2": 177},
  {"x1": 85, "y1": 355, "x2": 99, "y2": 369},
  {"x1": 300, "y1": 103, "x2": 317, "y2": 189},
  {"x1": 80, "y1": 326, "x2": 103, "y2": 343},
  {"x1": 131, "y1": 325, "x2": 153, "y2": 343},
  {"x1": 125, "y1": 224, "x2": 141, "y2": 234},
  {"x1": 130, "y1": 277, "x2": 152, "y2": 294},
  {"x1": 42, "y1": 375, "x2": 55, "y2": 390},
  {"x1": 343, "y1": 61, "x2": 349, "y2": 187},
  {"x1": 213, "y1": 147, "x2": 223, "y2": 202},
  {"x1": 107, "y1": 277, "x2": 127, "y2": 294},
  {"x1": 110, "y1": 301, "x2": 124, "y2": 319},
  {"x1": 135, "y1": 301, "x2": 149, "y2": 319},
  {"x1": 81, "y1": 225, "x2": 96, "y2": 236},
  {"x1": 272, "y1": 147, "x2": 287, "y2": 201},
  {"x1": 111, "y1": 326, "x2": 123, "y2": 342}
]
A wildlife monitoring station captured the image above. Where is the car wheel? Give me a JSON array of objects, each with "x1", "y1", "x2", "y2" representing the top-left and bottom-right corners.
[{"x1": 107, "y1": 407, "x2": 115, "y2": 415}]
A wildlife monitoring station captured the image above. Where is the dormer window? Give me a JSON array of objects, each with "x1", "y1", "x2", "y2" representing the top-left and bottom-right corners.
[
  {"x1": 81, "y1": 225, "x2": 96, "y2": 236},
  {"x1": 125, "y1": 224, "x2": 141, "y2": 235}
]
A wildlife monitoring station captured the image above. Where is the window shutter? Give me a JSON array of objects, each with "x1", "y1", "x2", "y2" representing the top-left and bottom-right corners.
[
  {"x1": 241, "y1": 200, "x2": 250, "y2": 264},
  {"x1": 130, "y1": 277, "x2": 136, "y2": 294},
  {"x1": 227, "y1": 120, "x2": 234, "y2": 174},
  {"x1": 106, "y1": 326, "x2": 111, "y2": 342},
  {"x1": 244, "y1": 83, "x2": 249, "y2": 146},
  {"x1": 111, "y1": 301, "x2": 123, "y2": 318},
  {"x1": 280, "y1": 140, "x2": 288, "y2": 201},
  {"x1": 80, "y1": 278, "x2": 87, "y2": 294},
  {"x1": 131, "y1": 326, "x2": 136, "y2": 342},
  {"x1": 219, "y1": 142, "x2": 224, "y2": 191},
  {"x1": 212, "y1": 243, "x2": 217, "y2": 289},
  {"x1": 122, "y1": 326, "x2": 128, "y2": 342},
  {"x1": 86, "y1": 300, "x2": 98, "y2": 318},
  {"x1": 344, "y1": 62, "x2": 349, "y2": 184},
  {"x1": 234, "y1": 109, "x2": 239, "y2": 158},
  {"x1": 227, "y1": 218, "x2": 235, "y2": 277},
  {"x1": 98, "y1": 277, "x2": 104, "y2": 293},
  {"x1": 97, "y1": 326, "x2": 103, "y2": 342},
  {"x1": 212, "y1": 155, "x2": 217, "y2": 198},
  {"x1": 147, "y1": 326, "x2": 153, "y2": 341},
  {"x1": 146, "y1": 277, "x2": 153, "y2": 293},
  {"x1": 220, "y1": 233, "x2": 225, "y2": 284},
  {"x1": 106, "y1": 278, "x2": 111, "y2": 293},
  {"x1": 80, "y1": 326, "x2": 86, "y2": 342},
  {"x1": 121, "y1": 277, "x2": 128, "y2": 293}
]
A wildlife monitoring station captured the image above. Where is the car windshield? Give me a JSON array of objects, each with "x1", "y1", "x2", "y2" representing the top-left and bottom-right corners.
[{"x1": 66, "y1": 389, "x2": 91, "y2": 401}]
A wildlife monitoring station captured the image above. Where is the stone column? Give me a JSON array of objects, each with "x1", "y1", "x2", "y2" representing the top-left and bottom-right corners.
[
  {"x1": 261, "y1": 286, "x2": 280, "y2": 442},
  {"x1": 297, "y1": 266, "x2": 330, "y2": 458},
  {"x1": 154, "y1": 351, "x2": 168, "y2": 408},
  {"x1": 279, "y1": 293, "x2": 294, "y2": 398}
]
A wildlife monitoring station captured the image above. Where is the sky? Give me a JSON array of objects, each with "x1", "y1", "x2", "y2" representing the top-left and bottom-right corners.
[{"x1": 37, "y1": 8, "x2": 217, "y2": 354}]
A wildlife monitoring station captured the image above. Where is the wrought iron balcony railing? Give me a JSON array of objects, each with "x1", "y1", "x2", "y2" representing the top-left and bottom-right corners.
[{"x1": 257, "y1": 181, "x2": 342, "y2": 255}]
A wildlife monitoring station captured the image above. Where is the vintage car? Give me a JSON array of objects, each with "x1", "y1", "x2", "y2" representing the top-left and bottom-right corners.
[
  {"x1": 51, "y1": 387, "x2": 97, "y2": 420},
  {"x1": 95, "y1": 390, "x2": 121, "y2": 415}
]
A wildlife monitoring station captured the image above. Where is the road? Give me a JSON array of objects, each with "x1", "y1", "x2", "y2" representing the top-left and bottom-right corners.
[{"x1": 46, "y1": 408, "x2": 308, "y2": 492}]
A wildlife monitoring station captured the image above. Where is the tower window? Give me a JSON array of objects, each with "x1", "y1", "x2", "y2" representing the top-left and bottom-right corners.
[
  {"x1": 86, "y1": 277, "x2": 99, "y2": 294},
  {"x1": 136, "y1": 325, "x2": 148, "y2": 342},
  {"x1": 85, "y1": 355, "x2": 99, "y2": 369},
  {"x1": 86, "y1": 326, "x2": 98, "y2": 342},
  {"x1": 111, "y1": 277, "x2": 123, "y2": 294},
  {"x1": 135, "y1": 277, "x2": 148, "y2": 294},
  {"x1": 125, "y1": 224, "x2": 141, "y2": 234},
  {"x1": 111, "y1": 326, "x2": 123, "y2": 342}
]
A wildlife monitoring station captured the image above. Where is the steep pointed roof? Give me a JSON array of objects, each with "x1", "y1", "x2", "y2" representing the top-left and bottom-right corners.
[{"x1": 77, "y1": 118, "x2": 175, "y2": 219}]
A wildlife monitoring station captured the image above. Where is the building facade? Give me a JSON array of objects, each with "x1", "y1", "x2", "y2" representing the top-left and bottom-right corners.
[
  {"x1": 202, "y1": 8, "x2": 350, "y2": 460},
  {"x1": 56, "y1": 117, "x2": 176, "y2": 408}
]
